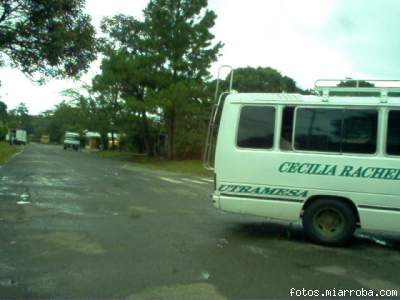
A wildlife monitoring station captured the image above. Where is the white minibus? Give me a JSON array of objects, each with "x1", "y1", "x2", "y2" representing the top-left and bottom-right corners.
[{"x1": 204, "y1": 77, "x2": 400, "y2": 245}]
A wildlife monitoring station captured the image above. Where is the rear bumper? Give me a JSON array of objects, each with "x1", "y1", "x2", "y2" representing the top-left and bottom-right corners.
[{"x1": 211, "y1": 193, "x2": 220, "y2": 209}]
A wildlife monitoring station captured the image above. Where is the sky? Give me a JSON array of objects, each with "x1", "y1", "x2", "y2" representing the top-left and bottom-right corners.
[{"x1": 1, "y1": 0, "x2": 400, "y2": 114}]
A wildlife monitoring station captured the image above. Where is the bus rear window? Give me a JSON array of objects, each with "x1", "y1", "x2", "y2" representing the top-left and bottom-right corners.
[{"x1": 237, "y1": 106, "x2": 275, "y2": 149}]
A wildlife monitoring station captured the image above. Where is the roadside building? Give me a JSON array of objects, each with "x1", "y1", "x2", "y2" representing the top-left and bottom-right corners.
[{"x1": 84, "y1": 131, "x2": 101, "y2": 150}]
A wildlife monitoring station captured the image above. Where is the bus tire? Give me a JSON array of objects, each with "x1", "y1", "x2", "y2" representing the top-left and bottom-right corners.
[{"x1": 303, "y1": 199, "x2": 356, "y2": 246}]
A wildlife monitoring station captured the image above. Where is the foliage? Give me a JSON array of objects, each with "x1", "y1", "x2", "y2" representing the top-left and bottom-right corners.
[
  {"x1": 7, "y1": 102, "x2": 32, "y2": 132},
  {"x1": 91, "y1": 51, "x2": 151, "y2": 151},
  {"x1": 30, "y1": 110, "x2": 53, "y2": 141},
  {"x1": 142, "y1": 0, "x2": 223, "y2": 81},
  {"x1": 0, "y1": 0, "x2": 97, "y2": 80},
  {"x1": 0, "y1": 100, "x2": 6, "y2": 121},
  {"x1": 29, "y1": 87, "x2": 143, "y2": 149},
  {"x1": 27, "y1": 90, "x2": 91, "y2": 143},
  {"x1": 0, "y1": 123, "x2": 6, "y2": 139},
  {"x1": 337, "y1": 80, "x2": 375, "y2": 88},
  {"x1": 143, "y1": 0, "x2": 222, "y2": 159},
  {"x1": 99, "y1": 0, "x2": 222, "y2": 159},
  {"x1": 148, "y1": 80, "x2": 209, "y2": 158},
  {"x1": 91, "y1": 37, "x2": 158, "y2": 154},
  {"x1": 27, "y1": 63, "x2": 305, "y2": 159},
  {"x1": 223, "y1": 66, "x2": 301, "y2": 93},
  {"x1": 0, "y1": 100, "x2": 7, "y2": 139},
  {"x1": 334, "y1": 80, "x2": 376, "y2": 97},
  {"x1": 0, "y1": 141, "x2": 16, "y2": 164}
]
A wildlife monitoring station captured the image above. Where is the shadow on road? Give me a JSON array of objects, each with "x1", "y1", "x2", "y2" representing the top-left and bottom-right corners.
[
  {"x1": 226, "y1": 221, "x2": 400, "y2": 251},
  {"x1": 230, "y1": 221, "x2": 304, "y2": 242}
]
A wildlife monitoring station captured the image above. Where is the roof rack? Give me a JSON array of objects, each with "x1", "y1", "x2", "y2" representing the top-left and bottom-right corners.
[{"x1": 314, "y1": 79, "x2": 400, "y2": 102}]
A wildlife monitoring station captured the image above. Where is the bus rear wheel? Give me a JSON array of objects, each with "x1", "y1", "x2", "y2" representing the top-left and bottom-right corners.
[{"x1": 303, "y1": 199, "x2": 356, "y2": 246}]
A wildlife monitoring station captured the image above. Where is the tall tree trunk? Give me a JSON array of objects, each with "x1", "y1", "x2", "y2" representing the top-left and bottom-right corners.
[
  {"x1": 111, "y1": 131, "x2": 115, "y2": 150},
  {"x1": 167, "y1": 110, "x2": 175, "y2": 160},
  {"x1": 141, "y1": 110, "x2": 154, "y2": 157}
]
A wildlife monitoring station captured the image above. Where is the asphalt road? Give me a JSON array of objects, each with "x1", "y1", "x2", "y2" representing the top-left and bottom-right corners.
[{"x1": 0, "y1": 143, "x2": 399, "y2": 299}]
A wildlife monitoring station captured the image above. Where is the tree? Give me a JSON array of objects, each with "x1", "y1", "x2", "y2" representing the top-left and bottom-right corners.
[
  {"x1": 8, "y1": 102, "x2": 32, "y2": 131},
  {"x1": 29, "y1": 90, "x2": 104, "y2": 144},
  {"x1": 60, "y1": 86, "x2": 134, "y2": 150},
  {"x1": 0, "y1": 100, "x2": 6, "y2": 139},
  {"x1": 147, "y1": 80, "x2": 210, "y2": 158},
  {"x1": 0, "y1": 0, "x2": 97, "y2": 80},
  {"x1": 0, "y1": 100, "x2": 6, "y2": 122},
  {"x1": 97, "y1": 19, "x2": 161, "y2": 155},
  {"x1": 337, "y1": 80, "x2": 375, "y2": 88},
  {"x1": 101, "y1": 0, "x2": 222, "y2": 159},
  {"x1": 91, "y1": 52, "x2": 139, "y2": 151},
  {"x1": 225, "y1": 67, "x2": 301, "y2": 93},
  {"x1": 142, "y1": 0, "x2": 223, "y2": 80},
  {"x1": 46, "y1": 101, "x2": 85, "y2": 142},
  {"x1": 335, "y1": 80, "x2": 375, "y2": 97},
  {"x1": 141, "y1": 0, "x2": 223, "y2": 159},
  {"x1": 14, "y1": 102, "x2": 29, "y2": 116}
]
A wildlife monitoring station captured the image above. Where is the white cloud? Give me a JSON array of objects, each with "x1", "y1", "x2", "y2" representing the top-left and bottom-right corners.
[
  {"x1": 321, "y1": 0, "x2": 400, "y2": 79},
  {"x1": 208, "y1": 0, "x2": 351, "y2": 87}
]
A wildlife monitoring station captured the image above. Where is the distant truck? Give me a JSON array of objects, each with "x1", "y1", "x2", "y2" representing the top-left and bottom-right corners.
[
  {"x1": 40, "y1": 135, "x2": 50, "y2": 144},
  {"x1": 63, "y1": 132, "x2": 80, "y2": 150},
  {"x1": 7, "y1": 129, "x2": 27, "y2": 145}
]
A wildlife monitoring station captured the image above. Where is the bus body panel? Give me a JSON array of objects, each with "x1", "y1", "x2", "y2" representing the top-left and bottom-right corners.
[
  {"x1": 358, "y1": 209, "x2": 400, "y2": 232},
  {"x1": 216, "y1": 194, "x2": 303, "y2": 222},
  {"x1": 213, "y1": 93, "x2": 400, "y2": 234}
]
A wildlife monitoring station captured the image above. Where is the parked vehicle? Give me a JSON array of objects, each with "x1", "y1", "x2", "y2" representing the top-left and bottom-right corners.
[
  {"x1": 204, "y1": 75, "x2": 400, "y2": 246},
  {"x1": 7, "y1": 129, "x2": 27, "y2": 145},
  {"x1": 63, "y1": 132, "x2": 80, "y2": 150}
]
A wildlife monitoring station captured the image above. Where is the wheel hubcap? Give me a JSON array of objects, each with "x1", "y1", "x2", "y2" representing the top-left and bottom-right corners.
[{"x1": 313, "y1": 208, "x2": 344, "y2": 238}]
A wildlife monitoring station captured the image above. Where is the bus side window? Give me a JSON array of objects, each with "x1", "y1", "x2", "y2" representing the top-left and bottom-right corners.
[
  {"x1": 387, "y1": 110, "x2": 400, "y2": 156},
  {"x1": 237, "y1": 106, "x2": 275, "y2": 149},
  {"x1": 280, "y1": 106, "x2": 295, "y2": 151},
  {"x1": 294, "y1": 107, "x2": 378, "y2": 154},
  {"x1": 342, "y1": 109, "x2": 378, "y2": 154}
]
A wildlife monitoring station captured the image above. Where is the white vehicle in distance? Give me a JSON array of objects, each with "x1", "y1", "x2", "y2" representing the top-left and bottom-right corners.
[
  {"x1": 63, "y1": 132, "x2": 80, "y2": 151},
  {"x1": 15, "y1": 129, "x2": 27, "y2": 145},
  {"x1": 6, "y1": 129, "x2": 27, "y2": 145},
  {"x1": 204, "y1": 72, "x2": 400, "y2": 246}
]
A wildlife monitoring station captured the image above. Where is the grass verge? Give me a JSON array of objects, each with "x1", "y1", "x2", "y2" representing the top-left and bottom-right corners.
[
  {"x1": 0, "y1": 142, "x2": 17, "y2": 165},
  {"x1": 97, "y1": 150, "x2": 212, "y2": 176}
]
